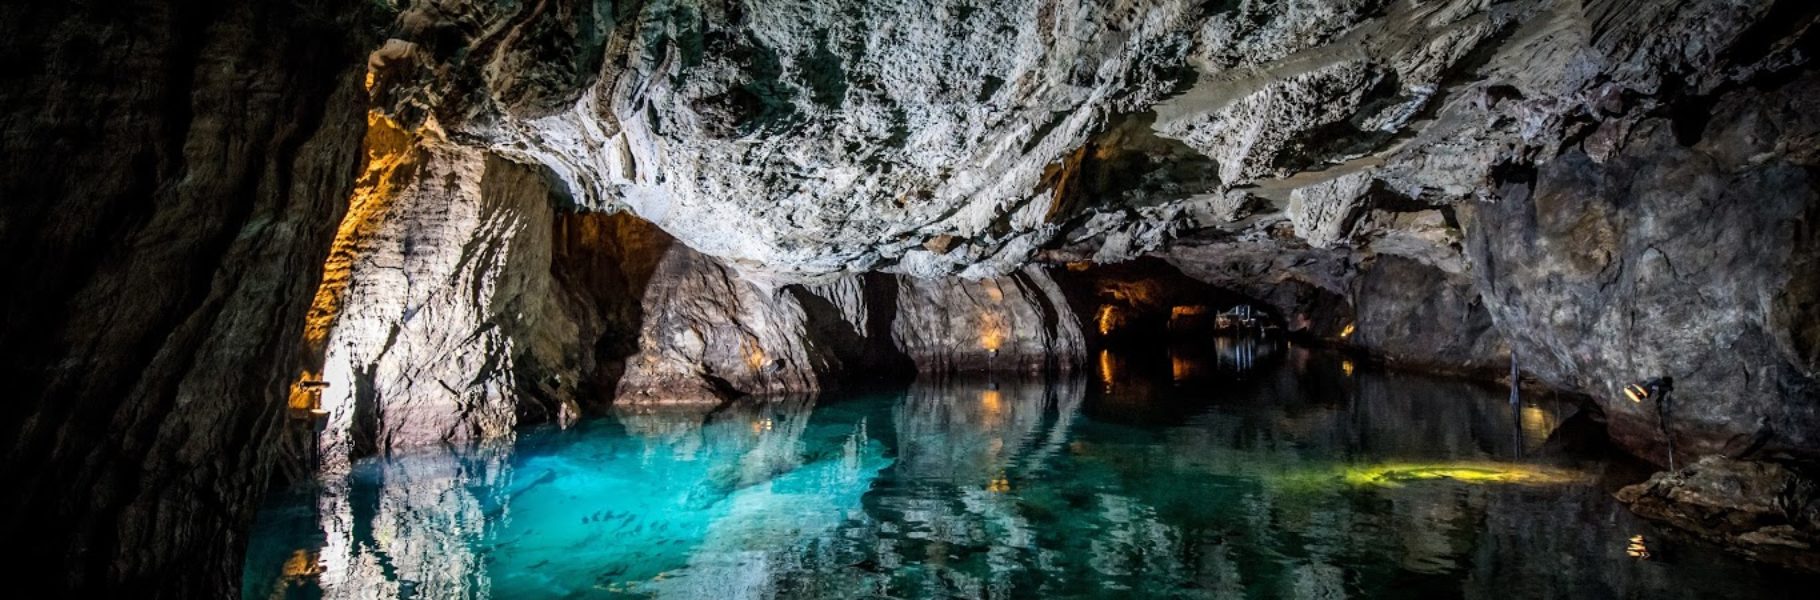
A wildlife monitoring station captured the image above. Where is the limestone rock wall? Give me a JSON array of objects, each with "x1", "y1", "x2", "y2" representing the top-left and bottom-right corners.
[
  {"x1": 4, "y1": 0, "x2": 1819, "y2": 593},
  {"x1": 1469, "y1": 74, "x2": 1820, "y2": 463},
  {"x1": 614, "y1": 247, "x2": 844, "y2": 404},
  {"x1": 0, "y1": 1, "x2": 377, "y2": 596},
  {"x1": 306, "y1": 129, "x2": 678, "y2": 466},
  {"x1": 1164, "y1": 240, "x2": 1508, "y2": 376},
  {"x1": 892, "y1": 267, "x2": 1087, "y2": 376},
  {"x1": 617, "y1": 247, "x2": 1085, "y2": 404},
  {"x1": 314, "y1": 141, "x2": 556, "y2": 469}
]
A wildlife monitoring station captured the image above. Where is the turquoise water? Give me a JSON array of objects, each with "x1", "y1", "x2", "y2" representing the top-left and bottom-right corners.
[{"x1": 245, "y1": 341, "x2": 1813, "y2": 599}]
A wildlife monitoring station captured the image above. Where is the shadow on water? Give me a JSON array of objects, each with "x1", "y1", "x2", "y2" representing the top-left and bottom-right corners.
[{"x1": 245, "y1": 338, "x2": 1817, "y2": 599}]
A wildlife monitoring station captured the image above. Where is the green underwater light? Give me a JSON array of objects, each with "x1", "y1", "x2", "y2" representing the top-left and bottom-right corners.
[{"x1": 1338, "y1": 462, "x2": 1586, "y2": 488}]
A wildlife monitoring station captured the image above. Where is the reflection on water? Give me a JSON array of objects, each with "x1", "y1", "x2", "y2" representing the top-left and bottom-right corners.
[{"x1": 246, "y1": 339, "x2": 1813, "y2": 599}]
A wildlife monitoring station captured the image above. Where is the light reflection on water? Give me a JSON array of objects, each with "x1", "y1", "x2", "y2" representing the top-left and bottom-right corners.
[{"x1": 245, "y1": 340, "x2": 1813, "y2": 599}]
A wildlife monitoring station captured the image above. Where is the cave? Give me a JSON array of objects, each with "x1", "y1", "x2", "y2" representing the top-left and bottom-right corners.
[{"x1": 4, "y1": 1, "x2": 1820, "y2": 597}]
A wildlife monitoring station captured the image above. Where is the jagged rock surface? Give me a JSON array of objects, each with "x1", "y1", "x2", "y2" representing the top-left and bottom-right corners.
[
  {"x1": 1617, "y1": 456, "x2": 1820, "y2": 572},
  {"x1": 307, "y1": 126, "x2": 678, "y2": 465},
  {"x1": 315, "y1": 141, "x2": 561, "y2": 467},
  {"x1": 892, "y1": 267, "x2": 1086, "y2": 376},
  {"x1": 5, "y1": 1, "x2": 1820, "y2": 595},
  {"x1": 617, "y1": 246, "x2": 1084, "y2": 404},
  {"x1": 359, "y1": 0, "x2": 1819, "y2": 465},
  {"x1": 0, "y1": 1, "x2": 376, "y2": 596},
  {"x1": 1470, "y1": 73, "x2": 1820, "y2": 462}
]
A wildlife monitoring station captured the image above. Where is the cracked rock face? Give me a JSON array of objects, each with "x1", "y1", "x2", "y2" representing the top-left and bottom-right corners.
[
  {"x1": 1471, "y1": 73, "x2": 1820, "y2": 463},
  {"x1": 359, "y1": 0, "x2": 1820, "y2": 465},
  {"x1": 386, "y1": 0, "x2": 1788, "y2": 279},
  {"x1": 616, "y1": 245, "x2": 1085, "y2": 404},
  {"x1": 313, "y1": 137, "x2": 565, "y2": 469},
  {"x1": 306, "y1": 121, "x2": 678, "y2": 467},
  {"x1": 1617, "y1": 456, "x2": 1820, "y2": 572},
  {"x1": 0, "y1": 1, "x2": 377, "y2": 595}
]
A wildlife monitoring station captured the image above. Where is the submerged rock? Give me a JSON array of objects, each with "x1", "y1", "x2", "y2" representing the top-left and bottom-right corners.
[{"x1": 1617, "y1": 456, "x2": 1820, "y2": 572}]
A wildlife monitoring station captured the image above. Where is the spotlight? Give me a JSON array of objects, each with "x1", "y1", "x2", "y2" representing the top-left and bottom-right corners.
[
  {"x1": 1623, "y1": 376, "x2": 1677, "y2": 469},
  {"x1": 1623, "y1": 376, "x2": 1671, "y2": 403}
]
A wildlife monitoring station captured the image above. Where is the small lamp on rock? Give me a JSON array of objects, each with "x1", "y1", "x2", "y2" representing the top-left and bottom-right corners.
[{"x1": 1623, "y1": 376, "x2": 1677, "y2": 469}]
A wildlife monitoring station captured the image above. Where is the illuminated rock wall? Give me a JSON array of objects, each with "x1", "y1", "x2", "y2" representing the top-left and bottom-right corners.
[
  {"x1": 304, "y1": 132, "x2": 679, "y2": 467},
  {"x1": 366, "y1": 0, "x2": 1819, "y2": 467},
  {"x1": 616, "y1": 248, "x2": 1085, "y2": 404}
]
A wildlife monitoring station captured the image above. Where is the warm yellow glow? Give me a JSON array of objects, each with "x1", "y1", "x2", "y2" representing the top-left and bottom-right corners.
[
  {"x1": 1098, "y1": 349, "x2": 1118, "y2": 390},
  {"x1": 978, "y1": 312, "x2": 1006, "y2": 351},
  {"x1": 1341, "y1": 360, "x2": 1355, "y2": 377},
  {"x1": 1623, "y1": 383, "x2": 1647, "y2": 403},
  {"x1": 983, "y1": 280, "x2": 1004, "y2": 303},
  {"x1": 1065, "y1": 261, "x2": 1093, "y2": 272},
  {"x1": 287, "y1": 371, "x2": 325, "y2": 411},
  {"x1": 987, "y1": 475, "x2": 1011, "y2": 493},
  {"x1": 1520, "y1": 405, "x2": 1558, "y2": 446},
  {"x1": 302, "y1": 111, "x2": 419, "y2": 354},
  {"x1": 1339, "y1": 462, "x2": 1585, "y2": 488},
  {"x1": 1097, "y1": 305, "x2": 1118, "y2": 335},
  {"x1": 281, "y1": 549, "x2": 320, "y2": 579},
  {"x1": 744, "y1": 343, "x2": 768, "y2": 371},
  {"x1": 1626, "y1": 534, "x2": 1652, "y2": 559},
  {"x1": 980, "y1": 389, "x2": 1002, "y2": 415},
  {"x1": 1339, "y1": 323, "x2": 1356, "y2": 338},
  {"x1": 1171, "y1": 305, "x2": 1209, "y2": 317}
]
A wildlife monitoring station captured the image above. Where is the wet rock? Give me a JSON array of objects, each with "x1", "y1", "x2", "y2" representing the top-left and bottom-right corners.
[
  {"x1": 313, "y1": 141, "x2": 529, "y2": 466},
  {"x1": 892, "y1": 267, "x2": 1086, "y2": 376},
  {"x1": 616, "y1": 248, "x2": 1085, "y2": 403},
  {"x1": 614, "y1": 247, "x2": 842, "y2": 404},
  {"x1": 1164, "y1": 240, "x2": 1506, "y2": 375},
  {"x1": 304, "y1": 121, "x2": 676, "y2": 465},
  {"x1": 1468, "y1": 73, "x2": 1820, "y2": 463},
  {"x1": 0, "y1": 1, "x2": 379, "y2": 595},
  {"x1": 1617, "y1": 456, "x2": 1820, "y2": 572}
]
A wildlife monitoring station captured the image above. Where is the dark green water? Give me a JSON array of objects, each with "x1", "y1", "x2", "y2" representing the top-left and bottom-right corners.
[{"x1": 245, "y1": 340, "x2": 1813, "y2": 599}]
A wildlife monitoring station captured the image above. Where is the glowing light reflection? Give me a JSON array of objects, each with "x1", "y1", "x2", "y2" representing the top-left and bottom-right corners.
[
  {"x1": 1337, "y1": 462, "x2": 1585, "y2": 488},
  {"x1": 1626, "y1": 534, "x2": 1652, "y2": 560},
  {"x1": 1098, "y1": 349, "x2": 1118, "y2": 390}
]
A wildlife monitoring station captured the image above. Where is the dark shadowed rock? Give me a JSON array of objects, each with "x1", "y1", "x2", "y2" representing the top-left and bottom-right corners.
[
  {"x1": 1617, "y1": 456, "x2": 1820, "y2": 572},
  {"x1": 1469, "y1": 73, "x2": 1820, "y2": 464},
  {"x1": 0, "y1": 1, "x2": 377, "y2": 595}
]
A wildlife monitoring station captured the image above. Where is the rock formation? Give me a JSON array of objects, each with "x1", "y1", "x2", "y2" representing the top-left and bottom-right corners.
[
  {"x1": 1617, "y1": 456, "x2": 1820, "y2": 572},
  {"x1": 615, "y1": 249, "x2": 1084, "y2": 403},
  {"x1": 0, "y1": 1, "x2": 378, "y2": 595},
  {"x1": 299, "y1": 127, "x2": 1088, "y2": 434},
  {"x1": 361, "y1": 0, "x2": 1818, "y2": 466},
  {"x1": 4, "y1": 0, "x2": 1820, "y2": 596},
  {"x1": 300, "y1": 114, "x2": 679, "y2": 470}
]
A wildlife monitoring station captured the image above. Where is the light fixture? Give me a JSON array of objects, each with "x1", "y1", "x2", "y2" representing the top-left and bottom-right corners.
[{"x1": 1623, "y1": 376, "x2": 1676, "y2": 469}]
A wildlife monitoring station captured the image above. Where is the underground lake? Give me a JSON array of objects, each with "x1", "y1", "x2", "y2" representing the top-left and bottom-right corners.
[{"x1": 243, "y1": 339, "x2": 1817, "y2": 599}]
